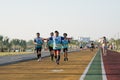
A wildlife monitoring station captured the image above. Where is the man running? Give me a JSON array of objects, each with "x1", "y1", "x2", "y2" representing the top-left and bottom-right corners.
[
  {"x1": 62, "y1": 33, "x2": 70, "y2": 61},
  {"x1": 101, "y1": 36, "x2": 108, "y2": 56},
  {"x1": 53, "y1": 31, "x2": 62, "y2": 65},
  {"x1": 47, "y1": 32, "x2": 54, "y2": 61},
  {"x1": 34, "y1": 33, "x2": 43, "y2": 61}
]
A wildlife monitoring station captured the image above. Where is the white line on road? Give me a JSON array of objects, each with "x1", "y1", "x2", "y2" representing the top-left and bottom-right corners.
[
  {"x1": 100, "y1": 50, "x2": 107, "y2": 80},
  {"x1": 79, "y1": 50, "x2": 98, "y2": 80}
]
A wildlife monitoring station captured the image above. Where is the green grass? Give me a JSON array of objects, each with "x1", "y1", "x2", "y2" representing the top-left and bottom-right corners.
[{"x1": 0, "y1": 52, "x2": 33, "y2": 56}]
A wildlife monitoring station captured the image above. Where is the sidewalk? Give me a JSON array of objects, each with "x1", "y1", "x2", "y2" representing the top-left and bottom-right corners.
[
  {"x1": 0, "y1": 48, "x2": 79, "y2": 66},
  {"x1": 0, "y1": 52, "x2": 49, "y2": 66}
]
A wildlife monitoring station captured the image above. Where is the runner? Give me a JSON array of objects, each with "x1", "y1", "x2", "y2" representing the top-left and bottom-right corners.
[
  {"x1": 34, "y1": 33, "x2": 43, "y2": 61},
  {"x1": 90, "y1": 41, "x2": 95, "y2": 51},
  {"x1": 101, "y1": 36, "x2": 108, "y2": 56},
  {"x1": 79, "y1": 43, "x2": 83, "y2": 50},
  {"x1": 53, "y1": 31, "x2": 62, "y2": 65},
  {"x1": 47, "y1": 32, "x2": 54, "y2": 61},
  {"x1": 62, "y1": 33, "x2": 70, "y2": 61}
]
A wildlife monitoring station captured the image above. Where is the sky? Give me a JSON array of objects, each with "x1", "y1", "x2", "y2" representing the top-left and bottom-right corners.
[{"x1": 0, "y1": 0, "x2": 120, "y2": 41}]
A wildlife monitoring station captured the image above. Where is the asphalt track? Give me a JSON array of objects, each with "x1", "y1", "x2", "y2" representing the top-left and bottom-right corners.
[
  {"x1": 0, "y1": 49, "x2": 96, "y2": 80},
  {"x1": 103, "y1": 50, "x2": 120, "y2": 80},
  {"x1": 0, "y1": 49, "x2": 120, "y2": 80},
  {"x1": 83, "y1": 49, "x2": 102, "y2": 80},
  {"x1": 0, "y1": 49, "x2": 79, "y2": 66}
]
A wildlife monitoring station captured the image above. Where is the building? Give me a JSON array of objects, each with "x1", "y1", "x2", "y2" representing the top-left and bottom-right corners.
[{"x1": 79, "y1": 37, "x2": 90, "y2": 42}]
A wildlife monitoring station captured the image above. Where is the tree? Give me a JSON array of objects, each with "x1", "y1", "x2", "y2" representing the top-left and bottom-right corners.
[
  {"x1": 10, "y1": 39, "x2": 20, "y2": 52},
  {"x1": 0, "y1": 35, "x2": 3, "y2": 52},
  {"x1": 20, "y1": 40, "x2": 27, "y2": 52},
  {"x1": 10, "y1": 39, "x2": 27, "y2": 52},
  {"x1": 26, "y1": 40, "x2": 34, "y2": 51},
  {"x1": 69, "y1": 39, "x2": 79, "y2": 49},
  {"x1": 115, "y1": 39, "x2": 120, "y2": 50},
  {"x1": 3, "y1": 37, "x2": 11, "y2": 52}
]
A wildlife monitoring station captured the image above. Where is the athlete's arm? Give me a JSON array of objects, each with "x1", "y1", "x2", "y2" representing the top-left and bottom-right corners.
[
  {"x1": 33, "y1": 39, "x2": 37, "y2": 45},
  {"x1": 68, "y1": 40, "x2": 70, "y2": 43},
  {"x1": 67, "y1": 38, "x2": 72, "y2": 43},
  {"x1": 67, "y1": 38, "x2": 72, "y2": 40}
]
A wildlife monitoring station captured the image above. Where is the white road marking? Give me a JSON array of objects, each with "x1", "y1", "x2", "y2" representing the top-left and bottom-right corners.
[
  {"x1": 79, "y1": 50, "x2": 98, "y2": 80},
  {"x1": 51, "y1": 69, "x2": 64, "y2": 73},
  {"x1": 100, "y1": 50, "x2": 107, "y2": 80}
]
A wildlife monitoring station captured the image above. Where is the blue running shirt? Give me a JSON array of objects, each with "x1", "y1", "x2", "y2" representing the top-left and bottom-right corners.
[
  {"x1": 62, "y1": 38, "x2": 69, "y2": 48},
  {"x1": 34, "y1": 37, "x2": 43, "y2": 48},
  {"x1": 48, "y1": 37, "x2": 53, "y2": 47},
  {"x1": 53, "y1": 36, "x2": 62, "y2": 50}
]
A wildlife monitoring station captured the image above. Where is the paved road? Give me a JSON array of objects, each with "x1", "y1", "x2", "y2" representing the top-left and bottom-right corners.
[
  {"x1": 0, "y1": 49, "x2": 79, "y2": 66},
  {"x1": 1, "y1": 49, "x2": 120, "y2": 80},
  {"x1": 0, "y1": 49, "x2": 96, "y2": 80},
  {"x1": 0, "y1": 52, "x2": 49, "y2": 66}
]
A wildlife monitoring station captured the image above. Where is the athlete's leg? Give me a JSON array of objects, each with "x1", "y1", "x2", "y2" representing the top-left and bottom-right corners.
[
  {"x1": 102, "y1": 46, "x2": 106, "y2": 56},
  {"x1": 36, "y1": 49, "x2": 40, "y2": 59},
  {"x1": 91, "y1": 47, "x2": 94, "y2": 51},
  {"x1": 56, "y1": 50, "x2": 61, "y2": 65},
  {"x1": 37, "y1": 48, "x2": 42, "y2": 61},
  {"x1": 50, "y1": 50, "x2": 54, "y2": 61},
  {"x1": 54, "y1": 50, "x2": 57, "y2": 60},
  {"x1": 63, "y1": 49, "x2": 66, "y2": 61},
  {"x1": 49, "y1": 47, "x2": 54, "y2": 61},
  {"x1": 57, "y1": 50, "x2": 60, "y2": 61},
  {"x1": 104, "y1": 47, "x2": 107, "y2": 55},
  {"x1": 64, "y1": 48, "x2": 68, "y2": 61},
  {"x1": 102, "y1": 46, "x2": 104, "y2": 54}
]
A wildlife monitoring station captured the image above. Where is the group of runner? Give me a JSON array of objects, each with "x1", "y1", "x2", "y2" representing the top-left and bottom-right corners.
[
  {"x1": 33, "y1": 30, "x2": 108, "y2": 64},
  {"x1": 33, "y1": 31, "x2": 70, "y2": 65}
]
